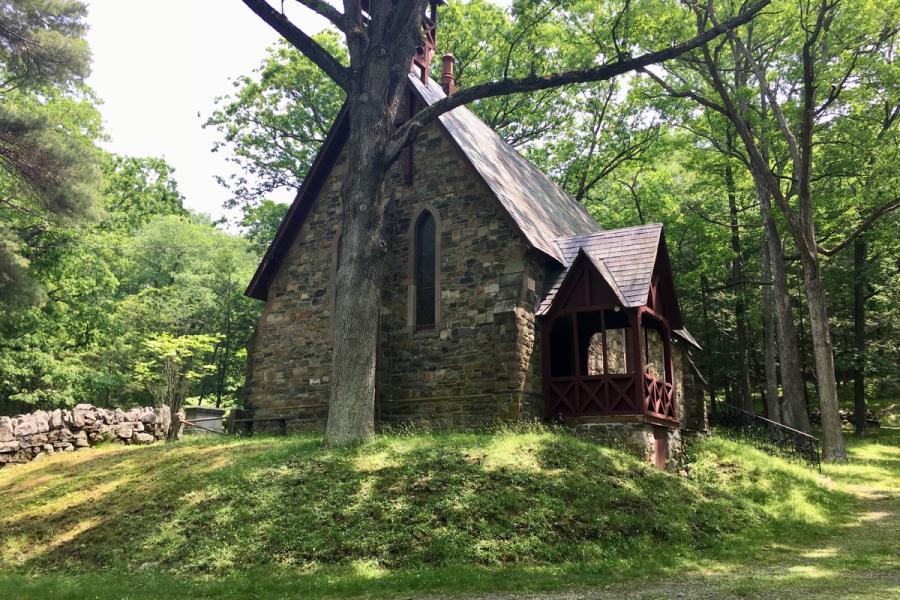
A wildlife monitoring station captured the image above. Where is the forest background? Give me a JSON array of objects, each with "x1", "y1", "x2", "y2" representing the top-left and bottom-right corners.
[{"x1": 1, "y1": 0, "x2": 897, "y2": 439}]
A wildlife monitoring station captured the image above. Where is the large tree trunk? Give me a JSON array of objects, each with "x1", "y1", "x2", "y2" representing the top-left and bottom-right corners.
[
  {"x1": 725, "y1": 163, "x2": 752, "y2": 413},
  {"x1": 758, "y1": 188, "x2": 811, "y2": 433},
  {"x1": 760, "y1": 233, "x2": 781, "y2": 427},
  {"x1": 853, "y1": 236, "x2": 868, "y2": 436},
  {"x1": 795, "y1": 15, "x2": 846, "y2": 461},
  {"x1": 797, "y1": 244, "x2": 848, "y2": 461},
  {"x1": 324, "y1": 41, "x2": 414, "y2": 445},
  {"x1": 700, "y1": 274, "x2": 718, "y2": 413},
  {"x1": 325, "y1": 112, "x2": 391, "y2": 446}
]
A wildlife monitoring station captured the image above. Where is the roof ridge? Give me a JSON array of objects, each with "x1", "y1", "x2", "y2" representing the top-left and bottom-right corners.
[
  {"x1": 556, "y1": 222, "x2": 662, "y2": 242},
  {"x1": 408, "y1": 74, "x2": 601, "y2": 263}
]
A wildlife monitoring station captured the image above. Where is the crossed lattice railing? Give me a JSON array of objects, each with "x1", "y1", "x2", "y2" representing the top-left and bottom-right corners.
[
  {"x1": 643, "y1": 373, "x2": 676, "y2": 420},
  {"x1": 548, "y1": 375, "x2": 641, "y2": 417}
]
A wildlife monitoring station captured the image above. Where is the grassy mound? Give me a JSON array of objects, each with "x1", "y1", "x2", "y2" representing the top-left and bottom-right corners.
[{"x1": 1, "y1": 424, "x2": 895, "y2": 599}]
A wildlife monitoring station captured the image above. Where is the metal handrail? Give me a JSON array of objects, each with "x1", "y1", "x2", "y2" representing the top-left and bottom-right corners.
[
  {"x1": 710, "y1": 402, "x2": 822, "y2": 471},
  {"x1": 717, "y1": 402, "x2": 820, "y2": 443}
]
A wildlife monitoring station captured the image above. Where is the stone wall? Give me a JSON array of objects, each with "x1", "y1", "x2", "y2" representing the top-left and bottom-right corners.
[
  {"x1": 244, "y1": 152, "x2": 347, "y2": 431},
  {"x1": 584, "y1": 327, "x2": 629, "y2": 376},
  {"x1": 675, "y1": 341, "x2": 708, "y2": 432},
  {"x1": 644, "y1": 327, "x2": 666, "y2": 379},
  {"x1": 246, "y1": 114, "x2": 548, "y2": 430},
  {"x1": 0, "y1": 404, "x2": 170, "y2": 468},
  {"x1": 570, "y1": 421, "x2": 683, "y2": 470},
  {"x1": 376, "y1": 123, "x2": 547, "y2": 426}
]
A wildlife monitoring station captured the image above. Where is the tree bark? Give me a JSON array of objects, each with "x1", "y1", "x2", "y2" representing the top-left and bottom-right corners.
[
  {"x1": 324, "y1": 22, "x2": 415, "y2": 444},
  {"x1": 759, "y1": 188, "x2": 811, "y2": 433},
  {"x1": 797, "y1": 243, "x2": 847, "y2": 460},
  {"x1": 853, "y1": 236, "x2": 868, "y2": 436},
  {"x1": 760, "y1": 232, "x2": 781, "y2": 428},
  {"x1": 700, "y1": 274, "x2": 718, "y2": 414},
  {"x1": 325, "y1": 124, "x2": 391, "y2": 444},
  {"x1": 794, "y1": 17, "x2": 847, "y2": 460},
  {"x1": 726, "y1": 162, "x2": 752, "y2": 413}
]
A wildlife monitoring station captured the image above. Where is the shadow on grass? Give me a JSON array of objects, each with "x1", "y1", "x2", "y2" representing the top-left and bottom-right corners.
[{"x1": 1, "y1": 426, "x2": 887, "y2": 599}]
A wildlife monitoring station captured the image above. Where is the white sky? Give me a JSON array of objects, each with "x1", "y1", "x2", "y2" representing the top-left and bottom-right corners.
[{"x1": 84, "y1": 1, "x2": 330, "y2": 220}]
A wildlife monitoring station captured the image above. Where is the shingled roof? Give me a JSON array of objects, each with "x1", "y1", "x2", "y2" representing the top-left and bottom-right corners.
[
  {"x1": 409, "y1": 75, "x2": 600, "y2": 262},
  {"x1": 246, "y1": 74, "x2": 600, "y2": 300},
  {"x1": 536, "y1": 223, "x2": 665, "y2": 315}
]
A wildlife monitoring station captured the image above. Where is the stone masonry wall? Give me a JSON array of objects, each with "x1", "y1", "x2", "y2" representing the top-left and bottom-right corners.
[
  {"x1": 570, "y1": 421, "x2": 683, "y2": 470},
  {"x1": 513, "y1": 254, "x2": 546, "y2": 419},
  {"x1": 376, "y1": 122, "x2": 545, "y2": 426},
  {"x1": 675, "y1": 341, "x2": 708, "y2": 431},
  {"x1": 0, "y1": 404, "x2": 170, "y2": 468},
  {"x1": 246, "y1": 114, "x2": 548, "y2": 429},
  {"x1": 244, "y1": 154, "x2": 347, "y2": 431}
]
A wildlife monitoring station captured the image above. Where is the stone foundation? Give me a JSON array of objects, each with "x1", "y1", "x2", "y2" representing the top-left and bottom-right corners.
[
  {"x1": 0, "y1": 404, "x2": 170, "y2": 468},
  {"x1": 569, "y1": 421, "x2": 683, "y2": 470}
]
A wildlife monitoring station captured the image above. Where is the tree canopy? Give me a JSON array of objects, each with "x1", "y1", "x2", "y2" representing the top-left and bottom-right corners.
[{"x1": 1, "y1": 0, "x2": 898, "y2": 457}]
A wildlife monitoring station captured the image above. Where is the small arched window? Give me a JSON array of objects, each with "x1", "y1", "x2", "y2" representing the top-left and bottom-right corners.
[{"x1": 414, "y1": 210, "x2": 437, "y2": 330}]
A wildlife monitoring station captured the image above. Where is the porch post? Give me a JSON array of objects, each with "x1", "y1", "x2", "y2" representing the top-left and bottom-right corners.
[
  {"x1": 571, "y1": 314, "x2": 581, "y2": 413},
  {"x1": 600, "y1": 309, "x2": 609, "y2": 412},
  {"x1": 632, "y1": 308, "x2": 645, "y2": 415}
]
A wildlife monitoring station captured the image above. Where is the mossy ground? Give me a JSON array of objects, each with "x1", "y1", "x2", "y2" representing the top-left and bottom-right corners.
[{"x1": 0, "y1": 415, "x2": 897, "y2": 599}]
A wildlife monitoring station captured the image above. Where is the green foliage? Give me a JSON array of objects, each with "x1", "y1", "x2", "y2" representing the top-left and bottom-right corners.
[
  {"x1": 203, "y1": 31, "x2": 346, "y2": 213},
  {"x1": 0, "y1": 0, "x2": 98, "y2": 305},
  {"x1": 0, "y1": 88, "x2": 103, "y2": 306},
  {"x1": 0, "y1": 0, "x2": 91, "y2": 91},
  {"x1": 1, "y1": 427, "x2": 897, "y2": 598},
  {"x1": 100, "y1": 155, "x2": 187, "y2": 231},
  {"x1": 239, "y1": 199, "x2": 288, "y2": 254},
  {"x1": 135, "y1": 333, "x2": 219, "y2": 425},
  {"x1": 0, "y1": 153, "x2": 261, "y2": 412}
]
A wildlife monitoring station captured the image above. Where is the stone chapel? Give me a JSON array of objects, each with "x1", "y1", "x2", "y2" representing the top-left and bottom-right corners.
[{"x1": 242, "y1": 8, "x2": 707, "y2": 466}]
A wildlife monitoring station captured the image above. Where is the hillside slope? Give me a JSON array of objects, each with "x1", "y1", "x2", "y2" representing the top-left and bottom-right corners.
[{"x1": 1, "y1": 425, "x2": 896, "y2": 598}]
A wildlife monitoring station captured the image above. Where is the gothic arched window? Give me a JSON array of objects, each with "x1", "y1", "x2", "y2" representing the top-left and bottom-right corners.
[{"x1": 414, "y1": 210, "x2": 437, "y2": 330}]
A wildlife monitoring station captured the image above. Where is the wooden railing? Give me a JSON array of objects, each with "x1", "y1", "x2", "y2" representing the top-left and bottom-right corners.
[
  {"x1": 548, "y1": 374, "x2": 641, "y2": 418},
  {"x1": 547, "y1": 373, "x2": 678, "y2": 423},
  {"x1": 643, "y1": 373, "x2": 676, "y2": 421}
]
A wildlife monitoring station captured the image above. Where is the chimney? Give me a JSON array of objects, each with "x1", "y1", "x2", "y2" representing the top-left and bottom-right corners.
[{"x1": 440, "y1": 53, "x2": 456, "y2": 95}]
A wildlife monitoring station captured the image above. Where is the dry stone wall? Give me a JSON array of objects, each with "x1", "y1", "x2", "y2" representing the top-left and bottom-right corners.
[{"x1": 0, "y1": 404, "x2": 170, "y2": 468}]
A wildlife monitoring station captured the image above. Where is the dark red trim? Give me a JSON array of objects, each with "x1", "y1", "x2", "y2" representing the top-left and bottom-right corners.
[
  {"x1": 652, "y1": 230, "x2": 684, "y2": 330},
  {"x1": 245, "y1": 103, "x2": 350, "y2": 300}
]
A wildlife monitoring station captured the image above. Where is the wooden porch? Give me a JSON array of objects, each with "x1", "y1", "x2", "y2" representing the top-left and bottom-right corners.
[
  {"x1": 537, "y1": 236, "x2": 683, "y2": 428},
  {"x1": 542, "y1": 307, "x2": 678, "y2": 427}
]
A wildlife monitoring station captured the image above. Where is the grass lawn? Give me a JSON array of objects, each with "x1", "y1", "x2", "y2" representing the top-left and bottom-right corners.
[{"x1": 0, "y1": 419, "x2": 897, "y2": 599}]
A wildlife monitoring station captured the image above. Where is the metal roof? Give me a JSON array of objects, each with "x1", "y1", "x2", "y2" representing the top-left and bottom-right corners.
[
  {"x1": 536, "y1": 223, "x2": 664, "y2": 315},
  {"x1": 409, "y1": 75, "x2": 601, "y2": 263}
]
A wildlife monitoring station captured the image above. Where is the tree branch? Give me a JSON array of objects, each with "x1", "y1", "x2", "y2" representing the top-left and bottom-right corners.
[
  {"x1": 818, "y1": 196, "x2": 900, "y2": 256},
  {"x1": 641, "y1": 67, "x2": 728, "y2": 115},
  {"x1": 242, "y1": 0, "x2": 350, "y2": 89},
  {"x1": 708, "y1": 2, "x2": 802, "y2": 171},
  {"x1": 385, "y1": 0, "x2": 772, "y2": 163},
  {"x1": 293, "y1": 0, "x2": 346, "y2": 30}
]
